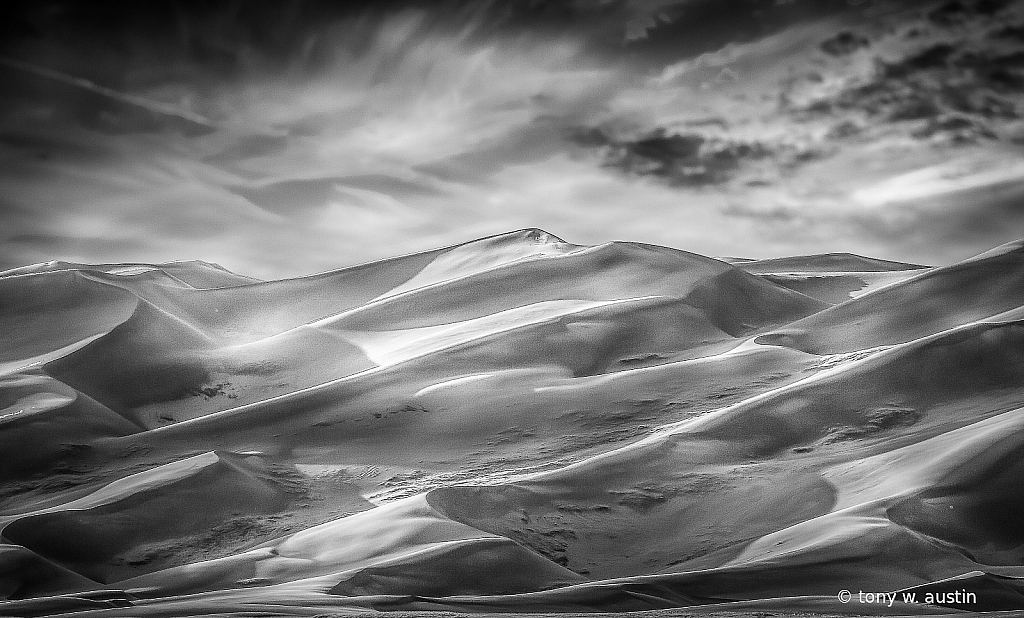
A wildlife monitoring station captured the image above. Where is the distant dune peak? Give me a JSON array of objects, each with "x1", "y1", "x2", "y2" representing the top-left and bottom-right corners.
[
  {"x1": 460, "y1": 228, "x2": 574, "y2": 255},
  {"x1": 736, "y1": 252, "x2": 928, "y2": 274},
  {"x1": 505, "y1": 227, "x2": 568, "y2": 245}
]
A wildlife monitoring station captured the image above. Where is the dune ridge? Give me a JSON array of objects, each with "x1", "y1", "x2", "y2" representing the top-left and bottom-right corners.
[{"x1": 2, "y1": 230, "x2": 1023, "y2": 616}]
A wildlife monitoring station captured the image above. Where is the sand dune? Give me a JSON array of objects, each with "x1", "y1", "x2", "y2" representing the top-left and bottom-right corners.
[
  {"x1": 112, "y1": 493, "x2": 584, "y2": 599},
  {"x1": 755, "y1": 240, "x2": 1024, "y2": 353},
  {"x1": 734, "y1": 253, "x2": 925, "y2": 274},
  {"x1": 0, "y1": 271, "x2": 139, "y2": 369},
  {"x1": 755, "y1": 270, "x2": 930, "y2": 305},
  {"x1": 0, "y1": 372, "x2": 138, "y2": 480},
  {"x1": 315, "y1": 240, "x2": 825, "y2": 333},
  {"x1": 0, "y1": 451, "x2": 300, "y2": 583},
  {"x1": 2, "y1": 230, "x2": 1024, "y2": 616},
  {"x1": 0, "y1": 545, "x2": 98, "y2": 601}
]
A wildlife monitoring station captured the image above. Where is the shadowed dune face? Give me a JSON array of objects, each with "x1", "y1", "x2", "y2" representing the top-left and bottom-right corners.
[
  {"x1": 4, "y1": 229, "x2": 1024, "y2": 615},
  {"x1": 0, "y1": 271, "x2": 138, "y2": 367},
  {"x1": 0, "y1": 545, "x2": 98, "y2": 601},
  {"x1": 885, "y1": 425, "x2": 1024, "y2": 566},
  {"x1": 0, "y1": 373, "x2": 138, "y2": 479},
  {"x1": 0, "y1": 452, "x2": 297, "y2": 583},
  {"x1": 425, "y1": 465, "x2": 838, "y2": 580}
]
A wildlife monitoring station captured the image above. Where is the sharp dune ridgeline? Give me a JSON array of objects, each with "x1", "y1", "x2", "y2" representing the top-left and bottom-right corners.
[{"x1": 3, "y1": 228, "x2": 1024, "y2": 616}]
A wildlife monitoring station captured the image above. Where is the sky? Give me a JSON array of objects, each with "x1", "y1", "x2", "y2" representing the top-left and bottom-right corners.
[{"x1": 1, "y1": 0, "x2": 1023, "y2": 279}]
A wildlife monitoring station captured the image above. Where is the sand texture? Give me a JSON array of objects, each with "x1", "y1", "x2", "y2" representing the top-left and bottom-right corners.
[{"x1": 2, "y1": 229, "x2": 1024, "y2": 616}]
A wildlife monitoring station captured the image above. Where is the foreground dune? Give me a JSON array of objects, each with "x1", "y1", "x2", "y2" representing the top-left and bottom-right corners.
[{"x1": 2, "y1": 229, "x2": 1024, "y2": 616}]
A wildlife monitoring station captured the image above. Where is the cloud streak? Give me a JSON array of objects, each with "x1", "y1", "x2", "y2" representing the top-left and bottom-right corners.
[{"x1": 0, "y1": 55, "x2": 222, "y2": 130}]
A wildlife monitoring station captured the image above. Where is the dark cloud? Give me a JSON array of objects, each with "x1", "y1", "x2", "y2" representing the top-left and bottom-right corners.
[
  {"x1": 611, "y1": 0, "x2": 928, "y2": 59},
  {"x1": 570, "y1": 125, "x2": 816, "y2": 188},
  {"x1": 618, "y1": 131, "x2": 771, "y2": 186},
  {"x1": 0, "y1": 0, "x2": 937, "y2": 84},
  {"x1": 991, "y1": 24, "x2": 1024, "y2": 41},
  {"x1": 0, "y1": 1, "x2": 600, "y2": 80},
  {"x1": 819, "y1": 31, "x2": 872, "y2": 56},
  {"x1": 787, "y1": 11, "x2": 1024, "y2": 146},
  {"x1": 926, "y1": 0, "x2": 1015, "y2": 25},
  {"x1": 1, "y1": 128, "x2": 125, "y2": 164}
]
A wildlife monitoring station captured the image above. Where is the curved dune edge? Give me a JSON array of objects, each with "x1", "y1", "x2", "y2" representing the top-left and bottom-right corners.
[{"x1": 2, "y1": 231, "x2": 1024, "y2": 615}]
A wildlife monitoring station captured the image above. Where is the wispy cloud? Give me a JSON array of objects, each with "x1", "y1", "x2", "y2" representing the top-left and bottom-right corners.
[{"x1": 0, "y1": 55, "x2": 222, "y2": 131}]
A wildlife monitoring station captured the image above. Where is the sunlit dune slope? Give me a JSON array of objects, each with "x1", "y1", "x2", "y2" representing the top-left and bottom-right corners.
[
  {"x1": 2, "y1": 230, "x2": 1024, "y2": 616},
  {"x1": 756, "y1": 240, "x2": 1024, "y2": 353}
]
